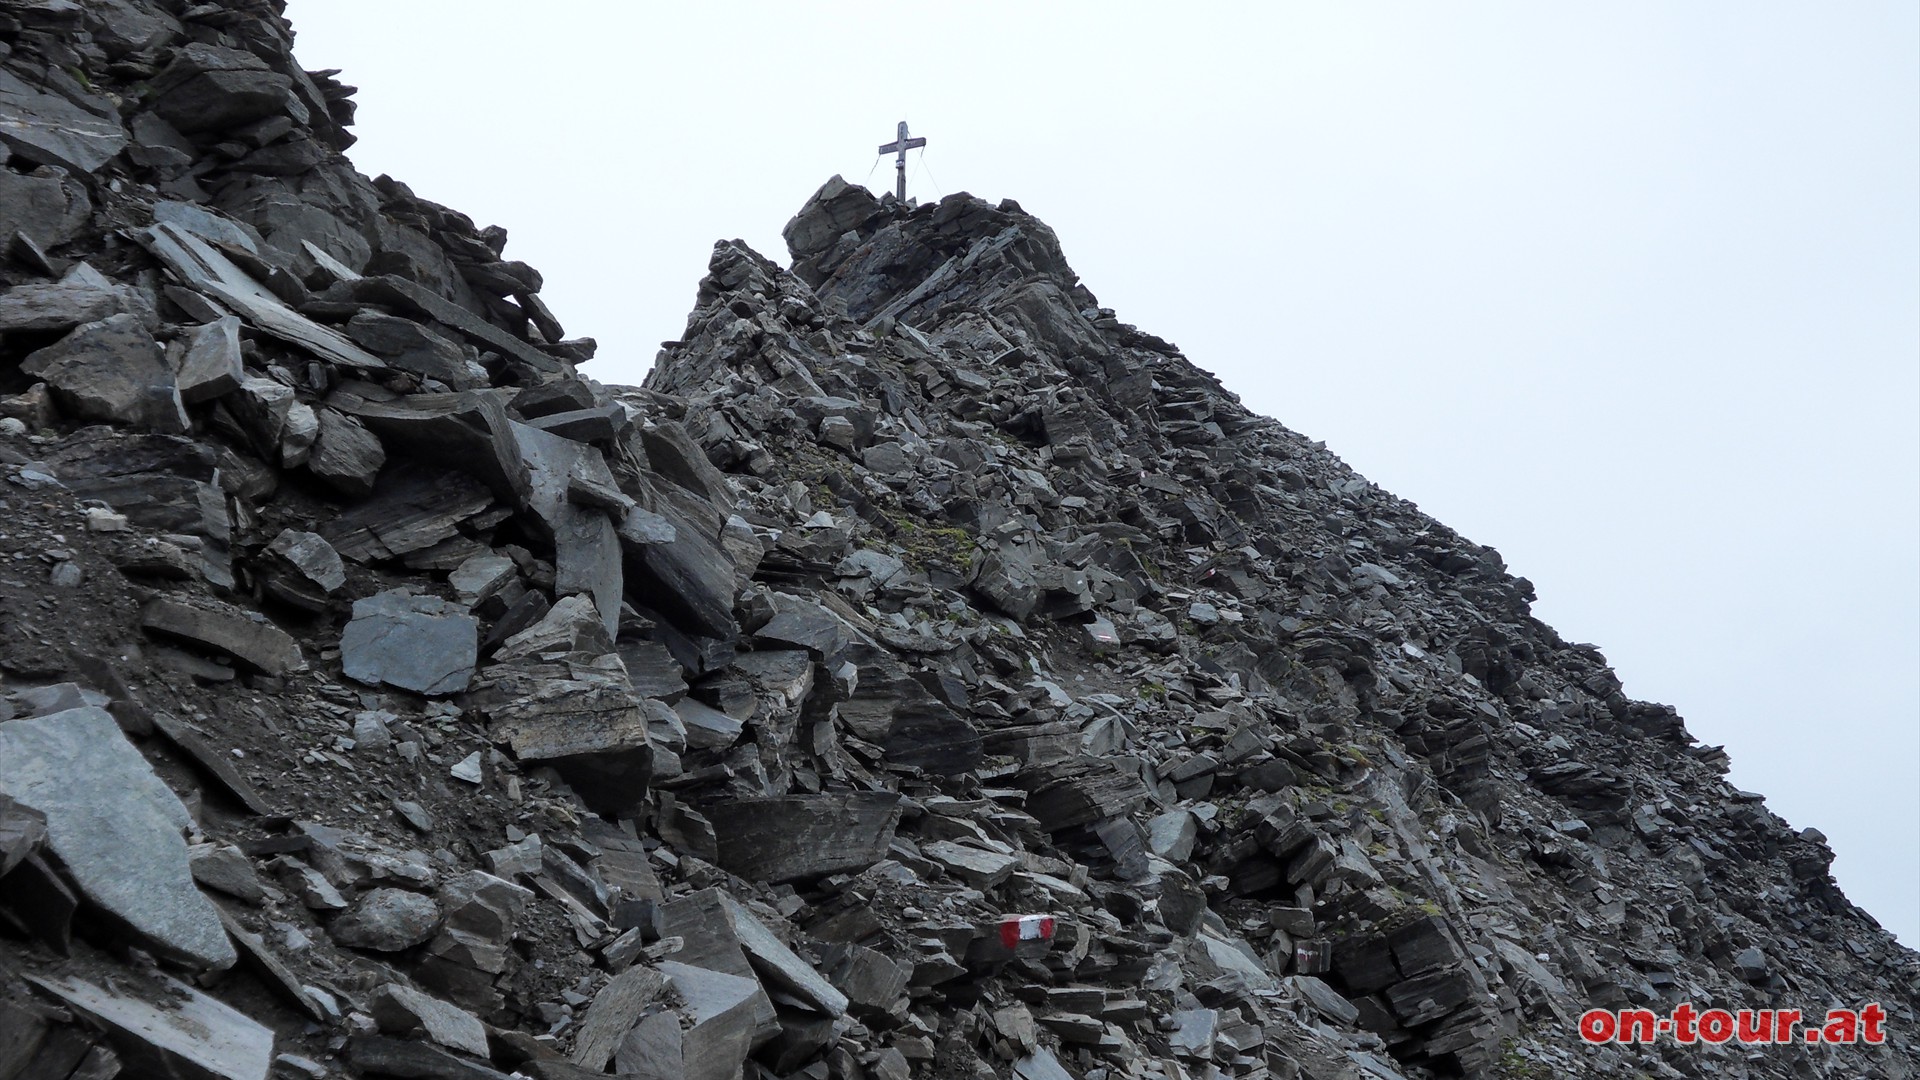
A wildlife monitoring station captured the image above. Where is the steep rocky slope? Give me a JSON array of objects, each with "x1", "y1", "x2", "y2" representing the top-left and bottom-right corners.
[{"x1": 0, "y1": 3, "x2": 1913, "y2": 1080}]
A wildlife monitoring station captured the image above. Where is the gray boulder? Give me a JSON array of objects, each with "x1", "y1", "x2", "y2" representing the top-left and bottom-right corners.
[
  {"x1": 329, "y1": 887, "x2": 442, "y2": 952},
  {"x1": 21, "y1": 314, "x2": 188, "y2": 432},
  {"x1": 341, "y1": 590, "x2": 479, "y2": 696},
  {"x1": 0, "y1": 708, "x2": 235, "y2": 970}
]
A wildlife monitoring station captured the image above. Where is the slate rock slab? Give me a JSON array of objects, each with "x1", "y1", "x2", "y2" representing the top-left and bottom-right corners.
[
  {"x1": 0, "y1": 167, "x2": 90, "y2": 251},
  {"x1": 0, "y1": 263, "x2": 148, "y2": 334},
  {"x1": 341, "y1": 590, "x2": 478, "y2": 696},
  {"x1": 141, "y1": 597, "x2": 304, "y2": 676},
  {"x1": 170, "y1": 315, "x2": 245, "y2": 403},
  {"x1": 654, "y1": 961, "x2": 763, "y2": 1080},
  {"x1": 369, "y1": 983, "x2": 489, "y2": 1056},
  {"x1": 0, "y1": 69, "x2": 128, "y2": 172},
  {"x1": 28, "y1": 972, "x2": 272, "y2": 1080},
  {"x1": 0, "y1": 708, "x2": 236, "y2": 970},
  {"x1": 21, "y1": 313, "x2": 187, "y2": 432},
  {"x1": 705, "y1": 793, "x2": 902, "y2": 884}
]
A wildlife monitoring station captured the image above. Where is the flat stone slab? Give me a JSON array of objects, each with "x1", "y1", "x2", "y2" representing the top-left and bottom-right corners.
[
  {"x1": 0, "y1": 263, "x2": 146, "y2": 334},
  {"x1": 141, "y1": 597, "x2": 304, "y2": 676},
  {"x1": 370, "y1": 983, "x2": 489, "y2": 1057},
  {"x1": 704, "y1": 792, "x2": 901, "y2": 884},
  {"x1": 341, "y1": 589, "x2": 478, "y2": 696},
  {"x1": 0, "y1": 68, "x2": 128, "y2": 172},
  {"x1": 0, "y1": 708, "x2": 235, "y2": 970},
  {"x1": 29, "y1": 971, "x2": 272, "y2": 1080},
  {"x1": 655, "y1": 961, "x2": 762, "y2": 1080}
]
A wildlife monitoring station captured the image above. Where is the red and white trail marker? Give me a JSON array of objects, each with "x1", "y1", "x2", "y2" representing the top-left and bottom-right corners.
[{"x1": 997, "y1": 914, "x2": 1056, "y2": 950}]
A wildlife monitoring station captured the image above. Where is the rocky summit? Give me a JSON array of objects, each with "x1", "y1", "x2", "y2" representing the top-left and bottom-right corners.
[{"x1": 0, "y1": 4, "x2": 1912, "y2": 1080}]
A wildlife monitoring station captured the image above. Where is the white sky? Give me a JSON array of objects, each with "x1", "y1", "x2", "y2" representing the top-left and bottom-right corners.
[{"x1": 283, "y1": 1, "x2": 1919, "y2": 946}]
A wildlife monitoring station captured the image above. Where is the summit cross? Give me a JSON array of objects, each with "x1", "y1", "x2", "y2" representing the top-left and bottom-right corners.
[{"x1": 877, "y1": 120, "x2": 926, "y2": 202}]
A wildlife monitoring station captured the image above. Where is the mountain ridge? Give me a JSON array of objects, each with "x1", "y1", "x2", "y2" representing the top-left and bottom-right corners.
[{"x1": 0, "y1": 2, "x2": 1912, "y2": 1079}]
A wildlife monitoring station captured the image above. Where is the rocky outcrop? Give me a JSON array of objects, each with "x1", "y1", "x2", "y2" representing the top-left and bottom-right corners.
[{"x1": 0, "y1": 3, "x2": 1912, "y2": 1080}]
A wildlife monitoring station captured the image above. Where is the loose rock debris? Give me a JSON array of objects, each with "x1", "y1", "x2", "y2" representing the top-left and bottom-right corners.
[{"x1": 0, "y1": 4, "x2": 1913, "y2": 1080}]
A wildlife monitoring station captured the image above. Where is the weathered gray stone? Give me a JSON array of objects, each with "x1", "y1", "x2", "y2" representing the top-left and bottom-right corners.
[
  {"x1": 0, "y1": 708, "x2": 235, "y2": 969},
  {"x1": 346, "y1": 310, "x2": 487, "y2": 388},
  {"x1": 467, "y1": 653, "x2": 650, "y2": 815},
  {"x1": 369, "y1": 983, "x2": 490, "y2": 1057},
  {"x1": 328, "y1": 274, "x2": 565, "y2": 375},
  {"x1": 570, "y1": 966, "x2": 668, "y2": 1072},
  {"x1": 341, "y1": 590, "x2": 478, "y2": 696},
  {"x1": 528, "y1": 404, "x2": 627, "y2": 444},
  {"x1": 0, "y1": 793, "x2": 47, "y2": 879},
  {"x1": 331, "y1": 387, "x2": 528, "y2": 507},
  {"x1": 28, "y1": 972, "x2": 273, "y2": 1080},
  {"x1": 1288, "y1": 974, "x2": 1361, "y2": 1025},
  {"x1": 922, "y1": 840, "x2": 1019, "y2": 889},
  {"x1": 21, "y1": 314, "x2": 188, "y2": 432},
  {"x1": 612, "y1": 1011, "x2": 682, "y2": 1080},
  {"x1": 673, "y1": 696, "x2": 743, "y2": 750},
  {"x1": 449, "y1": 553, "x2": 517, "y2": 608},
  {"x1": 1168, "y1": 1008, "x2": 1218, "y2": 1058},
  {"x1": 262, "y1": 529, "x2": 345, "y2": 610},
  {"x1": 189, "y1": 843, "x2": 269, "y2": 905},
  {"x1": 705, "y1": 793, "x2": 901, "y2": 884},
  {"x1": 654, "y1": 962, "x2": 762, "y2": 1080},
  {"x1": 0, "y1": 264, "x2": 149, "y2": 334},
  {"x1": 492, "y1": 593, "x2": 611, "y2": 660},
  {"x1": 348, "y1": 1036, "x2": 510, "y2": 1080},
  {"x1": 140, "y1": 224, "x2": 388, "y2": 372},
  {"x1": 0, "y1": 167, "x2": 90, "y2": 251},
  {"x1": 329, "y1": 887, "x2": 442, "y2": 951},
  {"x1": 0, "y1": 69, "x2": 127, "y2": 172},
  {"x1": 1146, "y1": 809, "x2": 1200, "y2": 863},
  {"x1": 621, "y1": 475, "x2": 737, "y2": 641},
  {"x1": 140, "y1": 597, "x2": 304, "y2": 675},
  {"x1": 170, "y1": 315, "x2": 245, "y2": 403},
  {"x1": 512, "y1": 420, "x2": 622, "y2": 636},
  {"x1": 307, "y1": 408, "x2": 387, "y2": 497},
  {"x1": 707, "y1": 891, "x2": 849, "y2": 1016},
  {"x1": 147, "y1": 43, "x2": 306, "y2": 134}
]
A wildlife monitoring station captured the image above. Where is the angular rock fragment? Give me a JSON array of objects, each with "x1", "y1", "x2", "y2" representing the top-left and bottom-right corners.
[
  {"x1": 704, "y1": 793, "x2": 901, "y2": 884},
  {"x1": 673, "y1": 696, "x2": 743, "y2": 751},
  {"x1": 347, "y1": 310, "x2": 487, "y2": 388},
  {"x1": 370, "y1": 983, "x2": 490, "y2": 1057},
  {"x1": 319, "y1": 466, "x2": 490, "y2": 563},
  {"x1": 0, "y1": 708, "x2": 235, "y2": 970},
  {"x1": 348, "y1": 1036, "x2": 511, "y2": 1080},
  {"x1": 329, "y1": 887, "x2": 442, "y2": 952},
  {"x1": 512, "y1": 421, "x2": 622, "y2": 635},
  {"x1": 467, "y1": 654, "x2": 650, "y2": 814},
  {"x1": 570, "y1": 965, "x2": 668, "y2": 1071},
  {"x1": 651, "y1": 962, "x2": 764, "y2": 1080},
  {"x1": 148, "y1": 43, "x2": 307, "y2": 134},
  {"x1": 331, "y1": 387, "x2": 529, "y2": 507},
  {"x1": 0, "y1": 69, "x2": 128, "y2": 172},
  {"x1": 0, "y1": 264, "x2": 146, "y2": 334},
  {"x1": 261, "y1": 529, "x2": 346, "y2": 611},
  {"x1": 307, "y1": 408, "x2": 387, "y2": 497},
  {"x1": 21, "y1": 314, "x2": 188, "y2": 432},
  {"x1": 140, "y1": 224, "x2": 388, "y2": 372},
  {"x1": 28, "y1": 972, "x2": 272, "y2": 1080},
  {"x1": 170, "y1": 316, "x2": 246, "y2": 404},
  {"x1": 140, "y1": 597, "x2": 304, "y2": 676},
  {"x1": 341, "y1": 590, "x2": 478, "y2": 696},
  {"x1": 0, "y1": 166, "x2": 90, "y2": 251}
]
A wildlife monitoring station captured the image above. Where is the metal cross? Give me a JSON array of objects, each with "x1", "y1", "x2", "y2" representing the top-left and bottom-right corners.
[{"x1": 876, "y1": 120, "x2": 926, "y2": 202}]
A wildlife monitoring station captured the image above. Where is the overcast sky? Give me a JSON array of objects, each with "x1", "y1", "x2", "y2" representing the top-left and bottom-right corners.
[{"x1": 283, "y1": 1, "x2": 1919, "y2": 945}]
